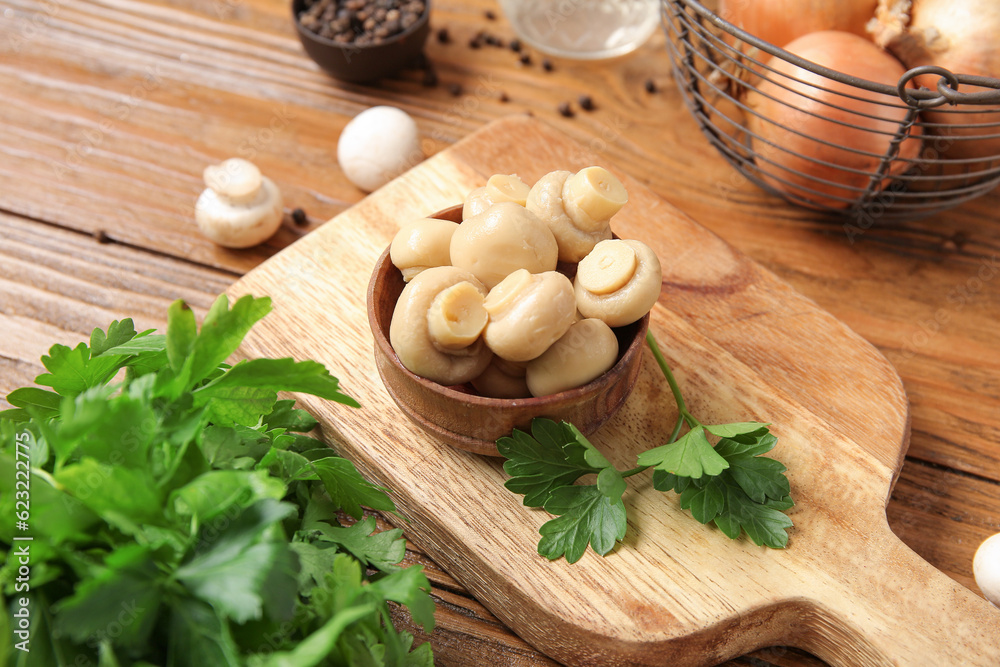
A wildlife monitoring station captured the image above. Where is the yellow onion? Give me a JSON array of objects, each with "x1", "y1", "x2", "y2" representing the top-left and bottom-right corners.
[
  {"x1": 720, "y1": 0, "x2": 878, "y2": 50},
  {"x1": 746, "y1": 31, "x2": 922, "y2": 209},
  {"x1": 870, "y1": 0, "x2": 1000, "y2": 160}
]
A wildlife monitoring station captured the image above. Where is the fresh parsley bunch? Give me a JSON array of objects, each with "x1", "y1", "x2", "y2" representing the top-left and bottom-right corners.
[
  {"x1": 0, "y1": 295, "x2": 435, "y2": 666},
  {"x1": 498, "y1": 331, "x2": 794, "y2": 563}
]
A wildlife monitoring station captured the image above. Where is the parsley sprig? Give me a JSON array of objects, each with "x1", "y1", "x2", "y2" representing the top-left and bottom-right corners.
[
  {"x1": 0, "y1": 295, "x2": 435, "y2": 666},
  {"x1": 497, "y1": 331, "x2": 794, "y2": 563}
]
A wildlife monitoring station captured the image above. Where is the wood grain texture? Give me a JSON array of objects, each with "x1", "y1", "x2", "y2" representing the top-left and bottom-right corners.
[
  {"x1": 228, "y1": 116, "x2": 1000, "y2": 666},
  {"x1": 2, "y1": 0, "x2": 998, "y2": 663}
]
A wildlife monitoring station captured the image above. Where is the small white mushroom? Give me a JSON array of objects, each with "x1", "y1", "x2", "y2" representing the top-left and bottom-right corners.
[
  {"x1": 389, "y1": 266, "x2": 492, "y2": 385},
  {"x1": 462, "y1": 174, "x2": 532, "y2": 219},
  {"x1": 525, "y1": 318, "x2": 619, "y2": 397},
  {"x1": 471, "y1": 357, "x2": 530, "y2": 399},
  {"x1": 974, "y1": 532, "x2": 1000, "y2": 607},
  {"x1": 482, "y1": 269, "x2": 577, "y2": 362},
  {"x1": 194, "y1": 158, "x2": 283, "y2": 248},
  {"x1": 575, "y1": 238, "x2": 661, "y2": 327},
  {"x1": 450, "y1": 202, "x2": 559, "y2": 289},
  {"x1": 525, "y1": 166, "x2": 628, "y2": 263},
  {"x1": 337, "y1": 106, "x2": 423, "y2": 192},
  {"x1": 390, "y1": 217, "x2": 460, "y2": 281}
]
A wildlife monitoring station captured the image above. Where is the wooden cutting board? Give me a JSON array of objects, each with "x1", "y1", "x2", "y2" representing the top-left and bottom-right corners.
[{"x1": 229, "y1": 116, "x2": 1000, "y2": 666}]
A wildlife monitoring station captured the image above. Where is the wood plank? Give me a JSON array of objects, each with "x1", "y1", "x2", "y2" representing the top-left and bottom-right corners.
[
  {"x1": 0, "y1": 211, "x2": 233, "y2": 402},
  {"x1": 228, "y1": 116, "x2": 1000, "y2": 666},
  {"x1": 3, "y1": 0, "x2": 996, "y2": 483}
]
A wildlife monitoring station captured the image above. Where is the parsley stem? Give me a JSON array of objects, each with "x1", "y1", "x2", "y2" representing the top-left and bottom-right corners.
[
  {"x1": 620, "y1": 465, "x2": 650, "y2": 478},
  {"x1": 645, "y1": 330, "x2": 699, "y2": 429}
]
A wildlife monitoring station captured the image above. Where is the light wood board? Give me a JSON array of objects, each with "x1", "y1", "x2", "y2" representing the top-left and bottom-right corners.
[{"x1": 229, "y1": 116, "x2": 1000, "y2": 666}]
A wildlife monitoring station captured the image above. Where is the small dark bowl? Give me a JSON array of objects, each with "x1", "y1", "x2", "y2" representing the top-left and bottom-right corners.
[
  {"x1": 292, "y1": 0, "x2": 431, "y2": 83},
  {"x1": 367, "y1": 205, "x2": 649, "y2": 456}
]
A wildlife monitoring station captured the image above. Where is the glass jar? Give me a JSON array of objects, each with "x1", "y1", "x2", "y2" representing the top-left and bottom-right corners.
[{"x1": 498, "y1": 0, "x2": 660, "y2": 60}]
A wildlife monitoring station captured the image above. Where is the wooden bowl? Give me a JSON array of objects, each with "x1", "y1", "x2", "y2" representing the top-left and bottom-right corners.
[
  {"x1": 366, "y1": 205, "x2": 649, "y2": 456},
  {"x1": 291, "y1": 0, "x2": 431, "y2": 83}
]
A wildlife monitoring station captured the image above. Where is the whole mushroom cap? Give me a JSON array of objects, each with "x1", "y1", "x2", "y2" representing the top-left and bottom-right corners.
[
  {"x1": 194, "y1": 158, "x2": 283, "y2": 248},
  {"x1": 525, "y1": 318, "x2": 619, "y2": 397},
  {"x1": 526, "y1": 168, "x2": 624, "y2": 263},
  {"x1": 337, "y1": 106, "x2": 423, "y2": 192},
  {"x1": 390, "y1": 217, "x2": 460, "y2": 282},
  {"x1": 450, "y1": 202, "x2": 559, "y2": 289},
  {"x1": 389, "y1": 266, "x2": 493, "y2": 386},
  {"x1": 575, "y1": 238, "x2": 662, "y2": 328},
  {"x1": 974, "y1": 532, "x2": 1000, "y2": 607},
  {"x1": 483, "y1": 269, "x2": 577, "y2": 362}
]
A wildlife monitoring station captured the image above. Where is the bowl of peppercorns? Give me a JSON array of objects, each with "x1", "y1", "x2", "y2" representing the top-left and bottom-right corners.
[{"x1": 293, "y1": 0, "x2": 430, "y2": 83}]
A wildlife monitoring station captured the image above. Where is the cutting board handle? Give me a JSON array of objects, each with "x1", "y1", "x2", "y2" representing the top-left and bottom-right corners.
[{"x1": 798, "y1": 516, "x2": 1000, "y2": 666}]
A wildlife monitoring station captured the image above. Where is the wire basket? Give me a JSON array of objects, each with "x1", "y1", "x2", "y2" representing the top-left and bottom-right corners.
[{"x1": 661, "y1": 0, "x2": 1000, "y2": 222}]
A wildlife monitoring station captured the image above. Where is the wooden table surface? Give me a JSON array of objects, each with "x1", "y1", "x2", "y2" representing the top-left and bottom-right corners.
[{"x1": 2, "y1": 0, "x2": 998, "y2": 665}]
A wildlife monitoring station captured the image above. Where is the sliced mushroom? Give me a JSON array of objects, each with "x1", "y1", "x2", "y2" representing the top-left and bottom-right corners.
[
  {"x1": 525, "y1": 166, "x2": 628, "y2": 262},
  {"x1": 525, "y1": 318, "x2": 619, "y2": 397},
  {"x1": 575, "y1": 238, "x2": 661, "y2": 327},
  {"x1": 450, "y1": 202, "x2": 558, "y2": 289},
  {"x1": 195, "y1": 158, "x2": 283, "y2": 248},
  {"x1": 390, "y1": 217, "x2": 460, "y2": 281},
  {"x1": 471, "y1": 357, "x2": 530, "y2": 398},
  {"x1": 462, "y1": 173, "x2": 531, "y2": 220},
  {"x1": 483, "y1": 269, "x2": 577, "y2": 362},
  {"x1": 389, "y1": 266, "x2": 493, "y2": 385}
]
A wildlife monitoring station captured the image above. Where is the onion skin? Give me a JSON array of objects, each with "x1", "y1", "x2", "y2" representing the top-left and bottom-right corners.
[
  {"x1": 720, "y1": 0, "x2": 878, "y2": 49},
  {"x1": 746, "y1": 31, "x2": 922, "y2": 209},
  {"x1": 871, "y1": 0, "x2": 1000, "y2": 161}
]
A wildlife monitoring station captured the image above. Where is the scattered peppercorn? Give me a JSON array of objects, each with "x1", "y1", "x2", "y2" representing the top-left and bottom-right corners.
[
  {"x1": 484, "y1": 9, "x2": 496, "y2": 20},
  {"x1": 557, "y1": 101, "x2": 573, "y2": 117},
  {"x1": 469, "y1": 35, "x2": 482, "y2": 48},
  {"x1": 519, "y1": 52, "x2": 531, "y2": 65},
  {"x1": 297, "y1": 0, "x2": 427, "y2": 45},
  {"x1": 94, "y1": 229, "x2": 110, "y2": 244},
  {"x1": 578, "y1": 94, "x2": 595, "y2": 111},
  {"x1": 509, "y1": 38, "x2": 521, "y2": 52},
  {"x1": 499, "y1": 91, "x2": 509, "y2": 102},
  {"x1": 644, "y1": 78, "x2": 657, "y2": 93},
  {"x1": 436, "y1": 27, "x2": 450, "y2": 43},
  {"x1": 542, "y1": 58, "x2": 553, "y2": 72},
  {"x1": 291, "y1": 208, "x2": 308, "y2": 225},
  {"x1": 448, "y1": 82, "x2": 463, "y2": 96}
]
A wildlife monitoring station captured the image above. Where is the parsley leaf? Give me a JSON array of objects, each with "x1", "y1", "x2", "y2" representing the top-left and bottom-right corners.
[
  {"x1": 636, "y1": 425, "x2": 728, "y2": 478},
  {"x1": 308, "y1": 515, "x2": 407, "y2": 573},
  {"x1": 497, "y1": 419, "x2": 602, "y2": 508},
  {"x1": 1, "y1": 294, "x2": 434, "y2": 664},
  {"x1": 538, "y1": 485, "x2": 627, "y2": 563},
  {"x1": 308, "y1": 457, "x2": 398, "y2": 521},
  {"x1": 496, "y1": 332, "x2": 795, "y2": 562},
  {"x1": 497, "y1": 419, "x2": 627, "y2": 561}
]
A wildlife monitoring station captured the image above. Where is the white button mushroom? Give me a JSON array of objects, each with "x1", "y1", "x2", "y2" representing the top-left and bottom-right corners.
[
  {"x1": 482, "y1": 268, "x2": 577, "y2": 362},
  {"x1": 462, "y1": 174, "x2": 532, "y2": 220},
  {"x1": 450, "y1": 202, "x2": 559, "y2": 290},
  {"x1": 389, "y1": 266, "x2": 493, "y2": 386},
  {"x1": 390, "y1": 217, "x2": 460, "y2": 282},
  {"x1": 525, "y1": 318, "x2": 619, "y2": 397},
  {"x1": 337, "y1": 106, "x2": 423, "y2": 192},
  {"x1": 974, "y1": 532, "x2": 1000, "y2": 607},
  {"x1": 526, "y1": 166, "x2": 628, "y2": 263},
  {"x1": 575, "y1": 238, "x2": 662, "y2": 327},
  {"x1": 194, "y1": 158, "x2": 283, "y2": 248},
  {"x1": 471, "y1": 357, "x2": 531, "y2": 399}
]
